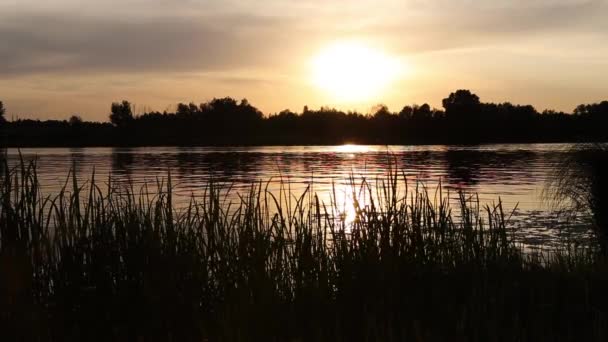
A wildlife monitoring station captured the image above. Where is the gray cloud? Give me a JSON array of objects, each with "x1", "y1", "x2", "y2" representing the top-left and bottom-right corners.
[
  {"x1": 443, "y1": 0, "x2": 605, "y2": 33},
  {"x1": 371, "y1": 0, "x2": 607, "y2": 54},
  {"x1": 2, "y1": 0, "x2": 606, "y2": 77},
  {"x1": 0, "y1": 12, "x2": 294, "y2": 76}
]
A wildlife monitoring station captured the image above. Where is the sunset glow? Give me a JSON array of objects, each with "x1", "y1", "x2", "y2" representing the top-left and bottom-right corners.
[
  {"x1": 311, "y1": 41, "x2": 403, "y2": 102},
  {"x1": 1, "y1": 0, "x2": 607, "y2": 119},
  {"x1": 334, "y1": 144, "x2": 373, "y2": 154}
]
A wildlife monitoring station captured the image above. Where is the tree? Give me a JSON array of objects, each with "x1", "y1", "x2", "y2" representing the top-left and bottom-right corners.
[
  {"x1": 399, "y1": 105, "x2": 414, "y2": 120},
  {"x1": 176, "y1": 102, "x2": 200, "y2": 117},
  {"x1": 574, "y1": 101, "x2": 608, "y2": 118},
  {"x1": 69, "y1": 115, "x2": 83, "y2": 126},
  {"x1": 109, "y1": 100, "x2": 134, "y2": 128},
  {"x1": 372, "y1": 104, "x2": 392, "y2": 119},
  {"x1": 0, "y1": 101, "x2": 6, "y2": 124},
  {"x1": 238, "y1": 98, "x2": 263, "y2": 121},
  {"x1": 442, "y1": 89, "x2": 481, "y2": 119},
  {"x1": 412, "y1": 103, "x2": 432, "y2": 120}
]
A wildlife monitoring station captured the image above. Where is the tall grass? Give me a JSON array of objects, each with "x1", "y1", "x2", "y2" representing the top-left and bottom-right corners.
[
  {"x1": 1, "y1": 159, "x2": 608, "y2": 341},
  {"x1": 546, "y1": 143, "x2": 608, "y2": 253}
]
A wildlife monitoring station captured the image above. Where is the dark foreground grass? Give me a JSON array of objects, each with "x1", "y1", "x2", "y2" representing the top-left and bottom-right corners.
[{"x1": 2, "y1": 160, "x2": 608, "y2": 341}]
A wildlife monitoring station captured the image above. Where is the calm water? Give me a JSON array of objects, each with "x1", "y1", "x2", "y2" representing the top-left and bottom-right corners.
[{"x1": 3, "y1": 144, "x2": 593, "y2": 247}]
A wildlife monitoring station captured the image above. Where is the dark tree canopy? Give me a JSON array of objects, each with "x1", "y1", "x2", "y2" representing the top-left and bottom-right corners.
[
  {"x1": 176, "y1": 102, "x2": 201, "y2": 117},
  {"x1": 202, "y1": 97, "x2": 263, "y2": 121},
  {"x1": 3, "y1": 90, "x2": 608, "y2": 146},
  {"x1": 399, "y1": 105, "x2": 414, "y2": 120},
  {"x1": 69, "y1": 115, "x2": 83, "y2": 126},
  {"x1": 0, "y1": 101, "x2": 6, "y2": 123},
  {"x1": 442, "y1": 89, "x2": 481, "y2": 119},
  {"x1": 412, "y1": 103, "x2": 433, "y2": 120},
  {"x1": 372, "y1": 104, "x2": 391, "y2": 119},
  {"x1": 109, "y1": 100, "x2": 134, "y2": 128},
  {"x1": 574, "y1": 101, "x2": 608, "y2": 118}
]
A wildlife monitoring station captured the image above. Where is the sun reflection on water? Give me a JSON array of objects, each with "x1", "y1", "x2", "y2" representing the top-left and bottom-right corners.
[
  {"x1": 333, "y1": 144, "x2": 373, "y2": 154},
  {"x1": 328, "y1": 182, "x2": 363, "y2": 228}
]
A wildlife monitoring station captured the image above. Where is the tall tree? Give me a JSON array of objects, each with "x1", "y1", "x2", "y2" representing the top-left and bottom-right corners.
[
  {"x1": 442, "y1": 90, "x2": 481, "y2": 119},
  {"x1": 372, "y1": 104, "x2": 391, "y2": 119},
  {"x1": 69, "y1": 115, "x2": 83, "y2": 126},
  {"x1": 0, "y1": 101, "x2": 6, "y2": 123},
  {"x1": 109, "y1": 100, "x2": 134, "y2": 128},
  {"x1": 399, "y1": 105, "x2": 414, "y2": 120},
  {"x1": 412, "y1": 103, "x2": 432, "y2": 120}
]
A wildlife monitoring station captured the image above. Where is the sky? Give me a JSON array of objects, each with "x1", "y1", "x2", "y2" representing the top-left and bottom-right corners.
[{"x1": 1, "y1": 0, "x2": 607, "y2": 121}]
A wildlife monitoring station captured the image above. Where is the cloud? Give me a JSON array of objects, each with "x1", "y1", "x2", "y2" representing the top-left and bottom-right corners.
[
  {"x1": 2, "y1": 0, "x2": 606, "y2": 77},
  {"x1": 1, "y1": 0, "x2": 607, "y2": 119},
  {"x1": 364, "y1": 0, "x2": 607, "y2": 54},
  {"x1": 439, "y1": 0, "x2": 605, "y2": 33},
  {"x1": 0, "y1": 11, "x2": 295, "y2": 77}
]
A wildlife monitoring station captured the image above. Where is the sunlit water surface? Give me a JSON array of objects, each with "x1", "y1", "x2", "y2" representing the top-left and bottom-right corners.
[{"x1": 3, "y1": 144, "x2": 594, "y2": 248}]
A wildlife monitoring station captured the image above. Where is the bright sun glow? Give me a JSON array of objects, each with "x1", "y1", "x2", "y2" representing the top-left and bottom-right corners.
[
  {"x1": 334, "y1": 144, "x2": 372, "y2": 154},
  {"x1": 311, "y1": 41, "x2": 403, "y2": 102}
]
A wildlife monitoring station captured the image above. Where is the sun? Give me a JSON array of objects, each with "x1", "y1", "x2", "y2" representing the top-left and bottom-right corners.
[{"x1": 311, "y1": 41, "x2": 402, "y2": 102}]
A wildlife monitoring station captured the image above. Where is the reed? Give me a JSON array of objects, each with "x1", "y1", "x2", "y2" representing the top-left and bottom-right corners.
[
  {"x1": 1, "y1": 158, "x2": 608, "y2": 341},
  {"x1": 545, "y1": 143, "x2": 608, "y2": 253}
]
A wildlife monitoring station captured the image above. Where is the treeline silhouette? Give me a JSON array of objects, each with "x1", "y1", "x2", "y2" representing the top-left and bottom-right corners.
[{"x1": 3, "y1": 90, "x2": 608, "y2": 146}]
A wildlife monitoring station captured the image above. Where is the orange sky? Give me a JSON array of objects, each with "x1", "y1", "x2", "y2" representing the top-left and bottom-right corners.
[{"x1": 1, "y1": 0, "x2": 607, "y2": 121}]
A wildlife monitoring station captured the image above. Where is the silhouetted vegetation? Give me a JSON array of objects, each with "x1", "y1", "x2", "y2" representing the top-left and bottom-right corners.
[
  {"x1": 109, "y1": 100, "x2": 134, "y2": 128},
  {"x1": 3, "y1": 90, "x2": 608, "y2": 146},
  {"x1": 2, "y1": 160, "x2": 608, "y2": 341},
  {"x1": 0, "y1": 101, "x2": 6, "y2": 124},
  {"x1": 547, "y1": 144, "x2": 608, "y2": 253},
  {"x1": 68, "y1": 115, "x2": 83, "y2": 126}
]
